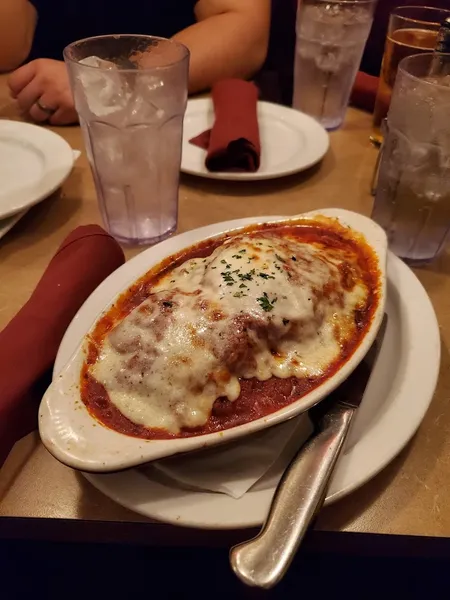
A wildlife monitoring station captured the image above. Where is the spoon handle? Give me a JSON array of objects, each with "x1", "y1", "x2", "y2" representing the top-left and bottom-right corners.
[{"x1": 230, "y1": 404, "x2": 354, "y2": 589}]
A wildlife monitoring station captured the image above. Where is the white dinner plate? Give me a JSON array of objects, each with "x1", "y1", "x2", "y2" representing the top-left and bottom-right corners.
[
  {"x1": 181, "y1": 99, "x2": 329, "y2": 181},
  {"x1": 0, "y1": 120, "x2": 75, "y2": 219},
  {"x1": 53, "y1": 217, "x2": 440, "y2": 530}
]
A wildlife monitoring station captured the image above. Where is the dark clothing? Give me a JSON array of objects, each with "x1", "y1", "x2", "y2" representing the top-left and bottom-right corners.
[{"x1": 28, "y1": 0, "x2": 198, "y2": 61}]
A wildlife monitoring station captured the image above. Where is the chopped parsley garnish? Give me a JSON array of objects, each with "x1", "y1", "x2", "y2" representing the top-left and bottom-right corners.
[
  {"x1": 233, "y1": 291, "x2": 247, "y2": 298},
  {"x1": 221, "y1": 271, "x2": 235, "y2": 284},
  {"x1": 238, "y1": 269, "x2": 256, "y2": 282},
  {"x1": 283, "y1": 318, "x2": 290, "y2": 326},
  {"x1": 231, "y1": 254, "x2": 243, "y2": 259},
  {"x1": 239, "y1": 283, "x2": 247, "y2": 289},
  {"x1": 257, "y1": 292, "x2": 277, "y2": 312},
  {"x1": 259, "y1": 272, "x2": 275, "y2": 280},
  {"x1": 220, "y1": 259, "x2": 227, "y2": 264},
  {"x1": 291, "y1": 256, "x2": 297, "y2": 261},
  {"x1": 239, "y1": 249, "x2": 246, "y2": 254},
  {"x1": 170, "y1": 279, "x2": 175, "y2": 283},
  {"x1": 275, "y1": 254, "x2": 285, "y2": 262}
]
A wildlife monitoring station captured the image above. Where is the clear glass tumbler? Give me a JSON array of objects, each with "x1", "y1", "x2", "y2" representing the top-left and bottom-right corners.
[
  {"x1": 371, "y1": 6, "x2": 450, "y2": 145},
  {"x1": 293, "y1": 0, "x2": 377, "y2": 130},
  {"x1": 64, "y1": 35, "x2": 189, "y2": 245},
  {"x1": 372, "y1": 53, "x2": 450, "y2": 264}
]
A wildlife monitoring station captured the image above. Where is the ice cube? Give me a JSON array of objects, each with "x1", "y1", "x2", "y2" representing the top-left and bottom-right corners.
[
  {"x1": 77, "y1": 55, "x2": 130, "y2": 118},
  {"x1": 424, "y1": 74, "x2": 450, "y2": 88},
  {"x1": 79, "y1": 55, "x2": 117, "y2": 70},
  {"x1": 315, "y1": 45, "x2": 344, "y2": 72},
  {"x1": 126, "y1": 70, "x2": 187, "y2": 126}
]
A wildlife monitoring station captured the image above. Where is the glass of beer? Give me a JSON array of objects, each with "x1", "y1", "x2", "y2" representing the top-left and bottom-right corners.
[{"x1": 371, "y1": 6, "x2": 450, "y2": 145}]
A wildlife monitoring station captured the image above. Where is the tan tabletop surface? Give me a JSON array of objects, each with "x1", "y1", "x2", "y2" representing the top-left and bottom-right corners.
[{"x1": 0, "y1": 74, "x2": 449, "y2": 541}]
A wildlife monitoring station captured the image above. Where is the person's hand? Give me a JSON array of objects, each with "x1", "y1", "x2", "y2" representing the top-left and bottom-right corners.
[{"x1": 7, "y1": 58, "x2": 78, "y2": 125}]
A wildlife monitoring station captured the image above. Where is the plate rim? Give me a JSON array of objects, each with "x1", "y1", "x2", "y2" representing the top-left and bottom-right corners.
[
  {"x1": 181, "y1": 98, "x2": 330, "y2": 181},
  {"x1": 0, "y1": 120, "x2": 74, "y2": 219},
  {"x1": 54, "y1": 217, "x2": 440, "y2": 529},
  {"x1": 0, "y1": 209, "x2": 28, "y2": 241}
]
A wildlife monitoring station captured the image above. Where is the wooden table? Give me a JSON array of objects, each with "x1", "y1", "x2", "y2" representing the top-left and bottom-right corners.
[{"x1": 1, "y1": 74, "x2": 450, "y2": 547}]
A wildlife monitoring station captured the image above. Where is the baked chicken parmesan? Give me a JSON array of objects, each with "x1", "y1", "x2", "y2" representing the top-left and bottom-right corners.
[{"x1": 81, "y1": 217, "x2": 381, "y2": 439}]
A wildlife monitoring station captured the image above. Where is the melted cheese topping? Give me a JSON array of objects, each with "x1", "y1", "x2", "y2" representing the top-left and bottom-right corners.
[{"x1": 91, "y1": 233, "x2": 369, "y2": 433}]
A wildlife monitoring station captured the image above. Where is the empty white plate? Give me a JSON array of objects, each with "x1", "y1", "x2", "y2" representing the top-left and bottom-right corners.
[
  {"x1": 181, "y1": 99, "x2": 329, "y2": 181},
  {"x1": 0, "y1": 120, "x2": 75, "y2": 219}
]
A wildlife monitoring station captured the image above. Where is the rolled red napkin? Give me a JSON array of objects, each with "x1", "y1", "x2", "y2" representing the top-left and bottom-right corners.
[
  {"x1": 0, "y1": 225, "x2": 125, "y2": 467},
  {"x1": 189, "y1": 79, "x2": 261, "y2": 172},
  {"x1": 350, "y1": 71, "x2": 380, "y2": 113}
]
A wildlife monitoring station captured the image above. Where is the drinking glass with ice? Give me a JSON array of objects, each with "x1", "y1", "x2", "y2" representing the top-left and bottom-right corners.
[
  {"x1": 293, "y1": 0, "x2": 377, "y2": 130},
  {"x1": 372, "y1": 53, "x2": 450, "y2": 264},
  {"x1": 64, "y1": 35, "x2": 189, "y2": 245}
]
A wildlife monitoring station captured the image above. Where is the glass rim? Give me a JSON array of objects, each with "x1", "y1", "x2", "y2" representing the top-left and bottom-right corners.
[
  {"x1": 63, "y1": 34, "x2": 190, "y2": 71},
  {"x1": 398, "y1": 52, "x2": 450, "y2": 90},
  {"x1": 391, "y1": 5, "x2": 450, "y2": 28}
]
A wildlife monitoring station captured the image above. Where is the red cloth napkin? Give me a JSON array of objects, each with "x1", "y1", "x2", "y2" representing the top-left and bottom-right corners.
[
  {"x1": 189, "y1": 79, "x2": 261, "y2": 172},
  {"x1": 350, "y1": 71, "x2": 380, "y2": 113},
  {"x1": 0, "y1": 225, "x2": 125, "y2": 467}
]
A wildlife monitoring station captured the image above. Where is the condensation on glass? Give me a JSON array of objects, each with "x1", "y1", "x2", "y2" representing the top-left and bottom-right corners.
[{"x1": 372, "y1": 52, "x2": 450, "y2": 264}]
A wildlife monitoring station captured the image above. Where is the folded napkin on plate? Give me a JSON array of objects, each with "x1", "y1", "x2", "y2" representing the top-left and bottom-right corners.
[
  {"x1": 189, "y1": 79, "x2": 261, "y2": 172},
  {"x1": 149, "y1": 415, "x2": 314, "y2": 499},
  {"x1": 0, "y1": 225, "x2": 125, "y2": 467},
  {"x1": 350, "y1": 71, "x2": 379, "y2": 113}
]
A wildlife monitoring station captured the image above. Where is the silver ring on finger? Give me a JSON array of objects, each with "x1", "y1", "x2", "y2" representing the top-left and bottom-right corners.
[{"x1": 35, "y1": 99, "x2": 57, "y2": 116}]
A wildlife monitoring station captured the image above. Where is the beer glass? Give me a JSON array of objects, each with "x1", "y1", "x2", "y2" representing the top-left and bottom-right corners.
[{"x1": 371, "y1": 6, "x2": 450, "y2": 145}]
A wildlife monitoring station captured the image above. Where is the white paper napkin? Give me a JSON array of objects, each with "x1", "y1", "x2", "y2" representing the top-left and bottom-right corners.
[{"x1": 147, "y1": 415, "x2": 314, "y2": 499}]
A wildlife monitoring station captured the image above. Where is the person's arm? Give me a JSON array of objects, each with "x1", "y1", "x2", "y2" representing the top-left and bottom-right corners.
[
  {"x1": 173, "y1": 0, "x2": 270, "y2": 94},
  {"x1": 0, "y1": 0, "x2": 37, "y2": 72}
]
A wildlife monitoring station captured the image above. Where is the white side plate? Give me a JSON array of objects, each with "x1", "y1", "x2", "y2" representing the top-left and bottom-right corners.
[
  {"x1": 181, "y1": 99, "x2": 329, "y2": 181},
  {"x1": 0, "y1": 120, "x2": 74, "y2": 219}
]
